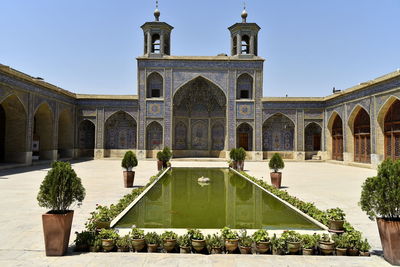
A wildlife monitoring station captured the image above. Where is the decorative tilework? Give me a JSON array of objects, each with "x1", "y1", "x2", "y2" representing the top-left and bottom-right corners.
[
  {"x1": 146, "y1": 101, "x2": 164, "y2": 118},
  {"x1": 236, "y1": 102, "x2": 254, "y2": 119}
]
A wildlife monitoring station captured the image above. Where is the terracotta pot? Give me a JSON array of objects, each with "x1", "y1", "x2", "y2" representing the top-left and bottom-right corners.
[
  {"x1": 302, "y1": 248, "x2": 314, "y2": 255},
  {"x1": 162, "y1": 161, "x2": 169, "y2": 169},
  {"x1": 102, "y1": 239, "x2": 115, "y2": 252},
  {"x1": 236, "y1": 161, "x2": 244, "y2": 171},
  {"x1": 239, "y1": 246, "x2": 252, "y2": 254},
  {"x1": 180, "y1": 246, "x2": 191, "y2": 254},
  {"x1": 347, "y1": 248, "x2": 359, "y2": 256},
  {"x1": 123, "y1": 171, "x2": 135, "y2": 188},
  {"x1": 225, "y1": 239, "x2": 239, "y2": 253},
  {"x1": 360, "y1": 251, "x2": 370, "y2": 257},
  {"x1": 319, "y1": 241, "x2": 335, "y2": 255},
  {"x1": 287, "y1": 241, "x2": 301, "y2": 254},
  {"x1": 131, "y1": 238, "x2": 145, "y2": 252},
  {"x1": 163, "y1": 239, "x2": 176, "y2": 252},
  {"x1": 270, "y1": 172, "x2": 282, "y2": 189},
  {"x1": 96, "y1": 221, "x2": 110, "y2": 230},
  {"x1": 117, "y1": 246, "x2": 130, "y2": 252},
  {"x1": 377, "y1": 218, "x2": 400, "y2": 265},
  {"x1": 157, "y1": 160, "x2": 163, "y2": 171},
  {"x1": 191, "y1": 239, "x2": 206, "y2": 252},
  {"x1": 328, "y1": 219, "x2": 344, "y2": 231},
  {"x1": 336, "y1": 247, "x2": 347, "y2": 256},
  {"x1": 211, "y1": 247, "x2": 223, "y2": 254},
  {"x1": 42, "y1": 210, "x2": 74, "y2": 256},
  {"x1": 147, "y1": 243, "x2": 158, "y2": 253},
  {"x1": 256, "y1": 241, "x2": 270, "y2": 254}
]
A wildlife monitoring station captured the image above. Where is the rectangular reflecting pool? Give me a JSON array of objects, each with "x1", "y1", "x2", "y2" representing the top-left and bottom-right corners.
[{"x1": 114, "y1": 168, "x2": 323, "y2": 230}]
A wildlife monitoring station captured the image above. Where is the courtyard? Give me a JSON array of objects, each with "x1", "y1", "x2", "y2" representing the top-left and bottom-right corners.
[{"x1": 0, "y1": 159, "x2": 391, "y2": 266}]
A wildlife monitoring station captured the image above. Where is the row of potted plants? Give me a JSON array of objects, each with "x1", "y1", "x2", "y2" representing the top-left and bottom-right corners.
[{"x1": 74, "y1": 227, "x2": 370, "y2": 256}]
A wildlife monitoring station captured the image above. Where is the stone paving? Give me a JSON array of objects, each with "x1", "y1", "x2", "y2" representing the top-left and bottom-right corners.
[{"x1": 0, "y1": 159, "x2": 391, "y2": 266}]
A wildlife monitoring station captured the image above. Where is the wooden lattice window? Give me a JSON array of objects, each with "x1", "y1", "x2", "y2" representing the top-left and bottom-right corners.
[
  {"x1": 384, "y1": 99, "x2": 400, "y2": 160},
  {"x1": 332, "y1": 115, "x2": 343, "y2": 161},
  {"x1": 354, "y1": 108, "x2": 371, "y2": 163}
]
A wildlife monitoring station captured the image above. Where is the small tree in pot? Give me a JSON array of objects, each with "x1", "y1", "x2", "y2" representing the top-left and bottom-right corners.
[
  {"x1": 269, "y1": 153, "x2": 285, "y2": 188},
  {"x1": 156, "y1": 147, "x2": 173, "y2": 170},
  {"x1": 359, "y1": 158, "x2": 400, "y2": 265},
  {"x1": 37, "y1": 161, "x2": 86, "y2": 256},
  {"x1": 121, "y1": 151, "x2": 138, "y2": 188},
  {"x1": 229, "y1": 148, "x2": 247, "y2": 171}
]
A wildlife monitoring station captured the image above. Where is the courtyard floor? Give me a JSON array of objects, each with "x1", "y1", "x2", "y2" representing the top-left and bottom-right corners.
[{"x1": 0, "y1": 159, "x2": 391, "y2": 266}]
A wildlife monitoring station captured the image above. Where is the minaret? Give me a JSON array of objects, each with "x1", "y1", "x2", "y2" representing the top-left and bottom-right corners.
[
  {"x1": 141, "y1": 1, "x2": 174, "y2": 57},
  {"x1": 228, "y1": 5, "x2": 260, "y2": 57}
]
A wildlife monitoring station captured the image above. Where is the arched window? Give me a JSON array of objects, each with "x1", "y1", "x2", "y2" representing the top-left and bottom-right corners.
[
  {"x1": 151, "y1": 34, "x2": 160, "y2": 53},
  {"x1": 237, "y1": 74, "x2": 253, "y2": 99},
  {"x1": 331, "y1": 115, "x2": 343, "y2": 161},
  {"x1": 241, "y1": 35, "x2": 250, "y2": 54},
  {"x1": 147, "y1": 73, "x2": 163, "y2": 98},
  {"x1": 384, "y1": 99, "x2": 400, "y2": 160},
  {"x1": 147, "y1": 121, "x2": 163, "y2": 150},
  {"x1": 305, "y1": 123, "x2": 322, "y2": 152},
  {"x1": 237, "y1": 123, "x2": 253, "y2": 151}
]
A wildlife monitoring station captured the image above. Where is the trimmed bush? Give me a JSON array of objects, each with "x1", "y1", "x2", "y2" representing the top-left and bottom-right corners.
[
  {"x1": 121, "y1": 151, "x2": 138, "y2": 171},
  {"x1": 37, "y1": 161, "x2": 85, "y2": 212},
  {"x1": 269, "y1": 153, "x2": 284, "y2": 172}
]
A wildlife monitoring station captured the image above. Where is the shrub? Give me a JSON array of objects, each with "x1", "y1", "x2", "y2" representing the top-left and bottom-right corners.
[
  {"x1": 239, "y1": 229, "x2": 253, "y2": 247},
  {"x1": 177, "y1": 234, "x2": 191, "y2": 247},
  {"x1": 37, "y1": 161, "x2": 85, "y2": 212},
  {"x1": 281, "y1": 230, "x2": 301, "y2": 243},
  {"x1": 98, "y1": 229, "x2": 119, "y2": 240},
  {"x1": 271, "y1": 234, "x2": 286, "y2": 252},
  {"x1": 156, "y1": 151, "x2": 164, "y2": 162},
  {"x1": 268, "y1": 153, "x2": 284, "y2": 172},
  {"x1": 206, "y1": 233, "x2": 224, "y2": 248},
  {"x1": 162, "y1": 147, "x2": 172, "y2": 162},
  {"x1": 359, "y1": 238, "x2": 371, "y2": 252},
  {"x1": 220, "y1": 227, "x2": 238, "y2": 240},
  {"x1": 301, "y1": 234, "x2": 319, "y2": 249},
  {"x1": 236, "y1": 147, "x2": 247, "y2": 161},
  {"x1": 74, "y1": 231, "x2": 95, "y2": 246},
  {"x1": 116, "y1": 235, "x2": 131, "y2": 248},
  {"x1": 161, "y1": 231, "x2": 178, "y2": 240},
  {"x1": 121, "y1": 151, "x2": 138, "y2": 171},
  {"x1": 85, "y1": 205, "x2": 113, "y2": 231},
  {"x1": 145, "y1": 232, "x2": 160, "y2": 245},
  {"x1": 345, "y1": 230, "x2": 362, "y2": 249},
  {"x1": 359, "y1": 159, "x2": 400, "y2": 220},
  {"x1": 130, "y1": 227, "x2": 145, "y2": 239},
  {"x1": 229, "y1": 148, "x2": 238, "y2": 161},
  {"x1": 252, "y1": 229, "x2": 270, "y2": 243},
  {"x1": 187, "y1": 229, "x2": 204, "y2": 240},
  {"x1": 332, "y1": 233, "x2": 348, "y2": 248},
  {"x1": 326, "y1": 207, "x2": 346, "y2": 221}
]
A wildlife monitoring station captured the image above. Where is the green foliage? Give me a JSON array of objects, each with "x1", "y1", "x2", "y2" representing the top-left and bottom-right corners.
[
  {"x1": 271, "y1": 234, "x2": 286, "y2": 251},
  {"x1": 220, "y1": 227, "x2": 239, "y2": 240},
  {"x1": 359, "y1": 159, "x2": 400, "y2": 220},
  {"x1": 332, "y1": 233, "x2": 348, "y2": 248},
  {"x1": 300, "y1": 234, "x2": 319, "y2": 249},
  {"x1": 92, "y1": 236, "x2": 102, "y2": 249},
  {"x1": 229, "y1": 148, "x2": 238, "y2": 161},
  {"x1": 98, "y1": 229, "x2": 119, "y2": 240},
  {"x1": 145, "y1": 232, "x2": 160, "y2": 245},
  {"x1": 161, "y1": 231, "x2": 177, "y2": 240},
  {"x1": 345, "y1": 230, "x2": 362, "y2": 249},
  {"x1": 236, "y1": 147, "x2": 247, "y2": 161},
  {"x1": 116, "y1": 235, "x2": 131, "y2": 248},
  {"x1": 157, "y1": 147, "x2": 173, "y2": 163},
  {"x1": 156, "y1": 151, "x2": 164, "y2": 161},
  {"x1": 252, "y1": 229, "x2": 270, "y2": 243},
  {"x1": 281, "y1": 230, "x2": 301, "y2": 243},
  {"x1": 359, "y1": 238, "x2": 371, "y2": 252},
  {"x1": 74, "y1": 231, "x2": 95, "y2": 246},
  {"x1": 326, "y1": 207, "x2": 346, "y2": 221},
  {"x1": 130, "y1": 227, "x2": 145, "y2": 239},
  {"x1": 239, "y1": 229, "x2": 253, "y2": 247},
  {"x1": 85, "y1": 204, "x2": 113, "y2": 231},
  {"x1": 37, "y1": 161, "x2": 85, "y2": 211},
  {"x1": 187, "y1": 229, "x2": 204, "y2": 240},
  {"x1": 121, "y1": 151, "x2": 138, "y2": 170},
  {"x1": 206, "y1": 233, "x2": 224, "y2": 249},
  {"x1": 268, "y1": 153, "x2": 285, "y2": 172},
  {"x1": 177, "y1": 234, "x2": 191, "y2": 247},
  {"x1": 320, "y1": 233, "x2": 332, "y2": 243}
]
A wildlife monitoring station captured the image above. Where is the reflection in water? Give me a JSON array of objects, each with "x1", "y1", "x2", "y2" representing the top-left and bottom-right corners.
[{"x1": 115, "y1": 168, "x2": 322, "y2": 230}]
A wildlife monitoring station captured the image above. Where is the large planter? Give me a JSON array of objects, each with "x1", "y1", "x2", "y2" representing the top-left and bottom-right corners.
[
  {"x1": 225, "y1": 239, "x2": 239, "y2": 253},
  {"x1": 42, "y1": 210, "x2": 74, "y2": 256},
  {"x1": 328, "y1": 219, "x2": 344, "y2": 231},
  {"x1": 236, "y1": 161, "x2": 244, "y2": 171},
  {"x1": 163, "y1": 239, "x2": 176, "y2": 252},
  {"x1": 131, "y1": 238, "x2": 145, "y2": 252},
  {"x1": 101, "y1": 239, "x2": 115, "y2": 252},
  {"x1": 191, "y1": 239, "x2": 206, "y2": 253},
  {"x1": 287, "y1": 241, "x2": 301, "y2": 254},
  {"x1": 336, "y1": 247, "x2": 347, "y2": 256},
  {"x1": 256, "y1": 241, "x2": 270, "y2": 254},
  {"x1": 319, "y1": 241, "x2": 335, "y2": 255},
  {"x1": 123, "y1": 171, "x2": 135, "y2": 188},
  {"x1": 377, "y1": 218, "x2": 400, "y2": 265},
  {"x1": 270, "y1": 172, "x2": 282, "y2": 189},
  {"x1": 157, "y1": 160, "x2": 163, "y2": 171}
]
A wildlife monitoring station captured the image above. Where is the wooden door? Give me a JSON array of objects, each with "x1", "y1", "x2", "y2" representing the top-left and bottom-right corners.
[
  {"x1": 385, "y1": 132, "x2": 400, "y2": 161},
  {"x1": 354, "y1": 133, "x2": 371, "y2": 163},
  {"x1": 313, "y1": 134, "x2": 321, "y2": 151},
  {"x1": 238, "y1": 133, "x2": 249, "y2": 150},
  {"x1": 332, "y1": 135, "x2": 343, "y2": 161}
]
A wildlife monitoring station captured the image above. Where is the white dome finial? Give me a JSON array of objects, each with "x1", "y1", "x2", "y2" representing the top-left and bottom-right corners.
[{"x1": 154, "y1": 1, "x2": 160, "y2": 21}]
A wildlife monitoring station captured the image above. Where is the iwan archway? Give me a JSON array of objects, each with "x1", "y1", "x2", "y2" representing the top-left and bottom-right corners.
[{"x1": 172, "y1": 76, "x2": 227, "y2": 158}]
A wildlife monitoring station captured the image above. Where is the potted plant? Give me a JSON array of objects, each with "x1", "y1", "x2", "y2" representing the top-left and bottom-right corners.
[
  {"x1": 121, "y1": 151, "x2": 138, "y2": 188},
  {"x1": 188, "y1": 229, "x2": 206, "y2": 253},
  {"x1": 318, "y1": 233, "x2": 335, "y2": 255},
  {"x1": 98, "y1": 229, "x2": 119, "y2": 252},
  {"x1": 206, "y1": 234, "x2": 224, "y2": 254},
  {"x1": 346, "y1": 230, "x2": 362, "y2": 256},
  {"x1": 177, "y1": 234, "x2": 192, "y2": 253},
  {"x1": 37, "y1": 161, "x2": 86, "y2": 256},
  {"x1": 89, "y1": 236, "x2": 102, "y2": 252},
  {"x1": 130, "y1": 227, "x2": 145, "y2": 252},
  {"x1": 268, "y1": 153, "x2": 284, "y2": 189},
  {"x1": 236, "y1": 147, "x2": 247, "y2": 171},
  {"x1": 271, "y1": 234, "x2": 286, "y2": 255},
  {"x1": 239, "y1": 230, "x2": 253, "y2": 254},
  {"x1": 229, "y1": 148, "x2": 238, "y2": 170},
  {"x1": 116, "y1": 235, "x2": 131, "y2": 252},
  {"x1": 282, "y1": 230, "x2": 301, "y2": 254},
  {"x1": 85, "y1": 204, "x2": 113, "y2": 231},
  {"x1": 359, "y1": 158, "x2": 400, "y2": 265},
  {"x1": 221, "y1": 227, "x2": 239, "y2": 253},
  {"x1": 161, "y1": 231, "x2": 178, "y2": 253},
  {"x1": 332, "y1": 233, "x2": 348, "y2": 256},
  {"x1": 156, "y1": 151, "x2": 164, "y2": 171},
  {"x1": 74, "y1": 231, "x2": 94, "y2": 252},
  {"x1": 252, "y1": 229, "x2": 270, "y2": 254},
  {"x1": 326, "y1": 208, "x2": 346, "y2": 231},
  {"x1": 359, "y1": 238, "x2": 371, "y2": 257},
  {"x1": 145, "y1": 232, "x2": 160, "y2": 253},
  {"x1": 301, "y1": 234, "x2": 319, "y2": 255}
]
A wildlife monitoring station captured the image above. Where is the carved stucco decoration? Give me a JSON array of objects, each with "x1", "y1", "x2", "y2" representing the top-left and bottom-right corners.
[{"x1": 173, "y1": 71, "x2": 228, "y2": 95}]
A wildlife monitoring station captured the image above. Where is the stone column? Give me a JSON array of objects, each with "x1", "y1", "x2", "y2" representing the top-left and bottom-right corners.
[
  {"x1": 236, "y1": 34, "x2": 242, "y2": 55},
  {"x1": 95, "y1": 108, "x2": 104, "y2": 159},
  {"x1": 227, "y1": 70, "x2": 236, "y2": 153},
  {"x1": 296, "y1": 110, "x2": 305, "y2": 160},
  {"x1": 250, "y1": 35, "x2": 255, "y2": 55},
  {"x1": 160, "y1": 31, "x2": 164, "y2": 55},
  {"x1": 254, "y1": 70, "x2": 263, "y2": 160},
  {"x1": 164, "y1": 69, "x2": 172, "y2": 149},
  {"x1": 137, "y1": 68, "x2": 146, "y2": 159},
  {"x1": 147, "y1": 32, "x2": 152, "y2": 55}
]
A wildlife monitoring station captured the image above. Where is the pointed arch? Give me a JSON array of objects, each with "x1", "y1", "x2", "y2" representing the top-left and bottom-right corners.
[
  {"x1": 33, "y1": 102, "x2": 54, "y2": 160},
  {"x1": 104, "y1": 111, "x2": 137, "y2": 151},
  {"x1": 350, "y1": 107, "x2": 371, "y2": 163},
  {"x1": 146, "y1": 121, "x2": 163, "y2": 150},
  {"x1": 0, "y1": 94, "x2": 28, "y2": 163},
  {"x1": 304, "y1": 122, "x2": 322, "y2": 155},
  {"x1": 78, "y1": 119, "x2": 95, "y2": 158},
  {"x1": 237, "y1": 73, "x2": 253, "y2": 99},
  {"x1": 58, "y1": 108, "x2": 74, "y2": 158},
  {"x1": 327, "y1": 112, "x2": 344, "y2": 161},
  {"x1": 237, "y1": 122, "x2": 253, "y2": 151},
  {"x1": 173, "y1": 121, "x2": 187, "y2": 150},
  {"x1": 147, "y1": 72, "x2": 163, "y2": 98},
  {"x1": 173, "y1": 75, "x2": 228, "y2": 99},
  {"x1": 380, "y1": 97, "x2": 400, "y2": 160},
  {"x1": 262, "y1": 113, "x2": 295, "y2": 151}
]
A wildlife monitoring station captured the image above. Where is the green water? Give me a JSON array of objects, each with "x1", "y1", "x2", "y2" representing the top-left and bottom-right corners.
[{"x1": 115, "y1": 168, "x2": 322, "y2": 230}]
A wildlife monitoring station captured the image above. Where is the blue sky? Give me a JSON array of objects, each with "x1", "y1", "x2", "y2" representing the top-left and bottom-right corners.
[{"x1": 1, "y1": 0, "x2": 399, "y2": 97}]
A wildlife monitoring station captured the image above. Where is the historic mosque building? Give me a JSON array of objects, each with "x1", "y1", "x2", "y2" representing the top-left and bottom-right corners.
[{"x1": 0, "y1": 8, "x2": 399, "y2": 169}]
